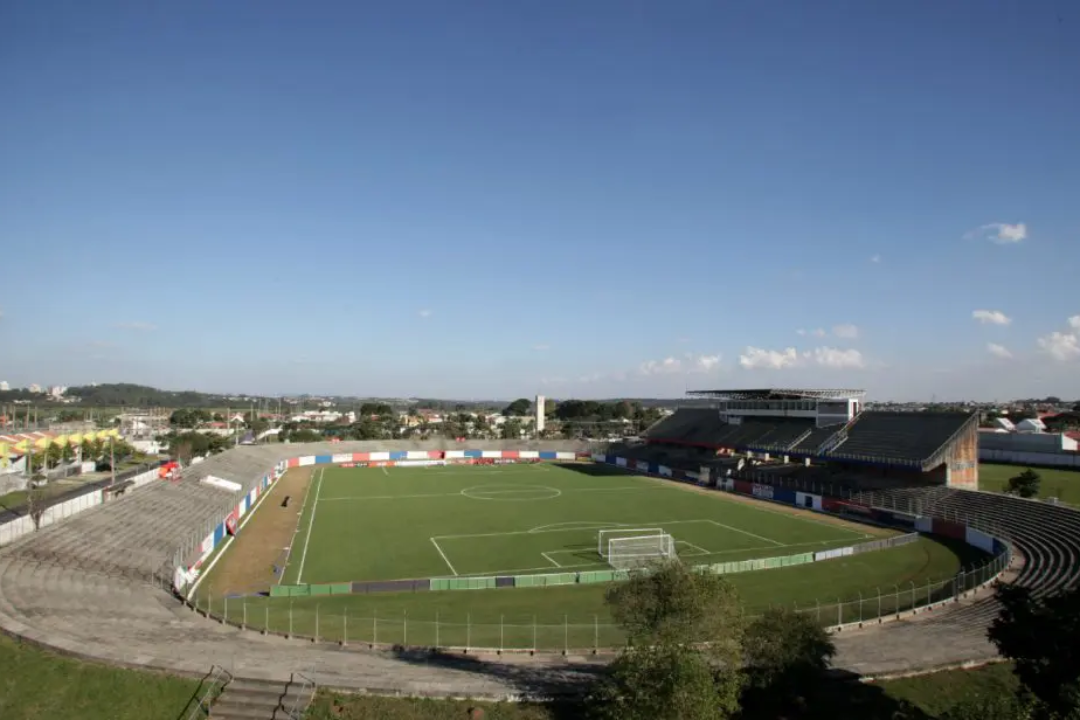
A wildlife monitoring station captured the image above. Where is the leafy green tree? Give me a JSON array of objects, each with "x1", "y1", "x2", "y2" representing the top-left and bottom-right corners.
[
  {"x1": 500, "y1": 419, "x2": 523, "y2": 440},
  {"x1": 1007, "y1": 469, "x2": 1041, "y2": 499},
  {"x1": 989, "y1": 584, "x2": 1080, "y2": 720},
  {"x1": 739, "y1": 607, "x2": 837, "y2": 717},
  {"x1": 503, "y1": 398, "x2": 531, "y2": 417},
  {"x1": 590, "y1": 561, "x2": 745, "y2": 720},
  {"x1": 590, "y1": 644, "x2": 733, "y2": 720},
  {"x1": 45, "y1": 443, "x2": 63, "y2": 469}
]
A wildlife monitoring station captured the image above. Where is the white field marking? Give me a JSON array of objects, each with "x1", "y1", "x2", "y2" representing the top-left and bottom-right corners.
[
  {"x1": 320, "y1": 492, "x2": 467, "y2": 502},
  {"x1": 381, "y1": 466, "x2": 389, "y2": 476},
  {"x1": 460, "y1": 485, "x2": 562, "y2": 501},
  {"x1": 527, "y1": 521, "x2": 632, "y2": 533},
  {"x1": 295, "y1": 467, "x2": 325, "y2": 585},
  {"x1": 540, "y1": 551, "x2": 563, "y2": 568},
  {"x1": 702, "y1": 518, "x2": 785, "y2": 547},
  {"x1": 316, "y1": 486, "x2": 650, "y2": 503},
  {"x1": 280, "y1": 465, "x2": 322, "y2": 584},
  {"x1": 641, "y1": 474, "x2": 872, "y2": 538},
  {"x1": 433, "y1": 518, "x2": 720, "y2": 542},
  {"x1": 430, "y1": 537, "x2": 459, "y2": 576},
  {"x1": 676, "y1": 541, "x2": 710, "y2": 556}
]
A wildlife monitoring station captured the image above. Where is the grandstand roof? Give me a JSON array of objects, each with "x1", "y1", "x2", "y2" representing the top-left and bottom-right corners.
[{"x1": 686, "y1": 388, "x2": 866, "y2": 400}]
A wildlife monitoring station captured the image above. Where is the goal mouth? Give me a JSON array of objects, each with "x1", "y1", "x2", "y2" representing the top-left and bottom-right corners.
[
  {"x1": 603, "y1": 531, "x2": 677, "y2": 571},
  {"x1": 597, "y1": 528, "x2": 664, "y2": 558}
]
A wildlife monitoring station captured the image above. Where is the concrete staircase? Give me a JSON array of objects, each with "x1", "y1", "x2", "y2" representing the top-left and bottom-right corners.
[{"x1": 210, "y1": 676, "x2": 314, "y2": 720}]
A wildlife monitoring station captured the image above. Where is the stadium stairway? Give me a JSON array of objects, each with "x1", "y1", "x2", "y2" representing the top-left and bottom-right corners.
[{"x1": 209, "y1": 677, "x2": 312, "y2": 720}]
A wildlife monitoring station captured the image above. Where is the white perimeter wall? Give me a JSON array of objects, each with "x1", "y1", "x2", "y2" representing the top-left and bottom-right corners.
[{"x1": 980, "y1": 448, "x2": 1080, "y2": 469}]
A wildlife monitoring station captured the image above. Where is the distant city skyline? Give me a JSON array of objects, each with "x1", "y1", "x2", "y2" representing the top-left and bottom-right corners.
[{"x1": 1, "y1": 2, "x2": 1077, "y2": 401}]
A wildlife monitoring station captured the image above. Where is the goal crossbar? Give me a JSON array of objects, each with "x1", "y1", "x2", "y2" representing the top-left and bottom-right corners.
[{"x1": 597, "y1": 528, "x2": 664, "y2": 558}]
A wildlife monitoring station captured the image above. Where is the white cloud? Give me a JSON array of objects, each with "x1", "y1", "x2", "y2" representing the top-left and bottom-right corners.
[
  {"x1": 832, "y1": 324, "x2": 859, "y2": 339},
  {"x1": 811, "y1": 328, "x2": 826, "y2": 338},
  {"x1": 739, "y1": 347, "x2": 800, "y2": 370},
  {"x1": 638, "y1": 353, "x2": 723, "y2": 376},
  {"x1": 417, "y1": 309, "x2": 432, "y2": 319},
  {"x1": 740, "y1": 346, "x2": 865, "y2": 370},
  {"x1": 965, "y1": 222, "x2": 1028, "y2": 244},
  {"x1": 1069, "y1": 315, "x2": 1080, "y2": 331},
  {"x1": 116, "y1": 321, "x2": 157, "y2": 332},
  {"x1": 690, "y1": 354, "x2": 722, "y2": 372},
  {"x1": 639, "y1": 357, "x2": 683, "y2": 376},
  {"x1": 533, "y1": 344, "x2": 550, "y2": 351},
  {"x1": 987, "y1": 343, "x2": 1013, "y2": 359},
  {"x1": 803, "y1": 347, "x2": 866, "y2": 369},
  {"x1": 1038, "y1": 331, "x2": 1080, "y2": 362},
  {"x1": 972, "y1": 309, "x2": 1012, "y2": 326},
  {"x1": 870, "y1": 254, "x2": 881, "y2": 264}
]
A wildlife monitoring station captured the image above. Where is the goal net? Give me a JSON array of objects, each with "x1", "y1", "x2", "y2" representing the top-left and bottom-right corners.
[{"x1": 601, "y1": 530, "x2": 677, "y2": 571}]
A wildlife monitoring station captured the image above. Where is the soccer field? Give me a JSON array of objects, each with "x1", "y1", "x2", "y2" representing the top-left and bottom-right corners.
[{"x1": 280, "y1": 462, "x2": 876, "y2": 585}]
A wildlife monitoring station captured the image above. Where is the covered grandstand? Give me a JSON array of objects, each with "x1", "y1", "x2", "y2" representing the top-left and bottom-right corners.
[{"x1": 640, "y1": 388, "x2": 980, "y2": 490}]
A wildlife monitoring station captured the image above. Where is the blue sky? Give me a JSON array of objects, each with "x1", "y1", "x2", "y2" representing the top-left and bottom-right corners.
[{"x1": 1, "y1": 1, "x2": 1077, "y2": 401}]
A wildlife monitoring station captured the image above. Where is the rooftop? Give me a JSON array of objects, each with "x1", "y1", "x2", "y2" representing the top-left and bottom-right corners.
[{"x1": 686, "y1": 388, "x2": 866, "y2": 400}]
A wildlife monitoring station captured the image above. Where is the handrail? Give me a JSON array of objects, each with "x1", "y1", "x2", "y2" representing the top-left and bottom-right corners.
[
  {"x1": 286, "y1": 670, "x2": 317, "y2": 719},
  {"x1": 184, "y1": 664, "x2": 232, "y2": 720}
]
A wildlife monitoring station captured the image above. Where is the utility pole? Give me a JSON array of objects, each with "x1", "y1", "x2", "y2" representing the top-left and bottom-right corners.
[{"x1": 109, "y1": 436, "x2": 116, "y2": 487}]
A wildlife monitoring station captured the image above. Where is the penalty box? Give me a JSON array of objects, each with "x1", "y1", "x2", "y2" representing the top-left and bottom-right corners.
[{"x1": 429, "y1": 519, "x2": 783, "y2": 576}]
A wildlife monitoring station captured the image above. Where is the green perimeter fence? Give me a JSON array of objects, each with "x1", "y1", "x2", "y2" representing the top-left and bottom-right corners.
[{"x1": 191, "y1": 542, "x2": 1010, "y2": 653}]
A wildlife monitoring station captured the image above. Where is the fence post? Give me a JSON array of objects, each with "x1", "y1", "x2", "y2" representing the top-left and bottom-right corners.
[
  {"x1": 264, "y1": 604, "x2": 269, "y2": 635},
  {"x1": 374, "y1": 611, "x2": 378, "y2": 647},
  {"x1": 403, "y1": 609, "x2": 407, "y2": 646},
  {"x1": 499, "y1": 615, "x2": 504, "y2": 654},
  {"x1": 594, "y1": 615, "x2": 599, "y2": 654},
  {"x1": 837, "y1": 598, "x2": 841, "y2": 626},
  {"x1": 876, "y1": 588, "x2": 881, "y2": 620},
  {"x1": 564, "y1": 615, "x2": 568, "y2": 655},
  {"x1": 894, "y1": 585, "x2": 900, "y2": 616},
  {"x1": 242, "y1": 597, "x2": 247, "y2": 630},
  {"x1": 343, "y1": 608, "x2": 347, "y2": 647},
  {"x1": 858, "y1": 592, "x2": 863, "y2": 623},
  {"x1": 208, "y1": 585, "x2": 213, "y2": 618},
  {"x1": 315, "y1": 604, "x2": 320, "y2": 642},
  {"x1": 288, "y1": 601, "x2": 293, "y2": 638},
  {"x1": 467, "y1": 613, "x2": 471, "y2": 652},
  {"x1": 533, "y1": 615, "x2": 537, "y2": 654},
  {"x1": 223, "y1": 595, "x2": 228, "y2": 625},
  {"x1": 910, "y1": 581, "x2": 916, "y2": 610},
  {"x1": 927, "y1": 579, "x2": 932, "y2": 606}
]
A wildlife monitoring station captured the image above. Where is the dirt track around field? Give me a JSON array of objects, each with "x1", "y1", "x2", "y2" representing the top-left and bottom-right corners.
[
  {"x1": 201, "y1": 467, "x2": 315, "y2": 597},
  {"x1": 640, "y1": 474, "x2": 894, "y2": 538}
]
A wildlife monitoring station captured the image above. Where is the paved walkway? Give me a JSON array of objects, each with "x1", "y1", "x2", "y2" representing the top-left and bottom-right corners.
[{"x1": 0, "y1": 554, "x2": 1001, "y2": 698}]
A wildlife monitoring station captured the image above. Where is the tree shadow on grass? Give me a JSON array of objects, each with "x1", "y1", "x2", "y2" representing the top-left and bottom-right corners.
[
  {"x1": 549, "y1": 463, "x2": 633, "y2": 479},
  {"x1": 738, "y1": 668, "x2": 932, "y2": 720},
  {"x1": 387, "y1": 645, "x2": 603, "y2": 719}
]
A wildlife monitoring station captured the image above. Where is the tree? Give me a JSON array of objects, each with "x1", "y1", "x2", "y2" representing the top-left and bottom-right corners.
[
  {"x1": 739, "y1": 607, "x2": 837, "y2": 717},
  {"x1": 988, "y1": 584, "x2": 1080, "y2": 720},
  {"x1": 590, "y1": 561, "x2": 745, "y2": 720},
  {"x1": 1007, "y1": 469, "x2": 1041, "y2": 499},
  {"x1": 503, "y1": 398, "x2": 531, "y2": 417},
  {"x1": 500, "y1": 419, "x2": 523, "y2": 440}
]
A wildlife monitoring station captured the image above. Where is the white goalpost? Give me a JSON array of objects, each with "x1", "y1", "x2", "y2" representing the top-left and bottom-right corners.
[{"x1": 598, "y1": 528, "x2": 677, "y2": 571}]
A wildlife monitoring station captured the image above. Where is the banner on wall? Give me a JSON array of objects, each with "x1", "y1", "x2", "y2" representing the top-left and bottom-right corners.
[
  {"x1": 751, "y1": 483, "x2": 774, "y2": 500},
  {"x1": 339, "y1": 462, "x2": 356, "y2": 468},
  {"x1": 395, "y1": 459, "x2": 446, "y2": 467},
  {"x1": 225, "y1": 512, "x2": 238, "y2": 536}
]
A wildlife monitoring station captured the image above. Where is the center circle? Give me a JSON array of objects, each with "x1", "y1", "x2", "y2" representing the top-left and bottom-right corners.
[{"x1": 460, "y1": 484, "x2": 562, "y2": 501}]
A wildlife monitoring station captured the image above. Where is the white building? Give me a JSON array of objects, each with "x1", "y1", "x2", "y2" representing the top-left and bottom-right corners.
[
  {"x1": 0, "y1": 381, "x2": 9, "y2": 391},
  {"x1": 28, "y1": 384, "x2": 42, "y2": 394}
]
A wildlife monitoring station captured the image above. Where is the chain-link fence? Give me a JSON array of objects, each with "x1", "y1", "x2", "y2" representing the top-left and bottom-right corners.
[{"x1": 187, "y1": 543, "x2": 1009, "y2": 653}]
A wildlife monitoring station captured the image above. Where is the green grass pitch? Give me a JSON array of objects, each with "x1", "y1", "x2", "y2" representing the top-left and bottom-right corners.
[{"x1": 281, "y1": 462, "x2": 877, "y2": 585}]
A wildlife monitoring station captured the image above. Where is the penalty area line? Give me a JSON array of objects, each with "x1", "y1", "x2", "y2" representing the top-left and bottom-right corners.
[
  {"x1": 430, "y1": 537, "x2": 459, "y2": 576},
  {"x1": 541, "y1": 551, "x2": 563, "y2": 568}
]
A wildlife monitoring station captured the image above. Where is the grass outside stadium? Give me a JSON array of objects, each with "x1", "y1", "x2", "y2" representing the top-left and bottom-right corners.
[{"x1": 194, "y1": 460, "x2": 986, "y2": 651}]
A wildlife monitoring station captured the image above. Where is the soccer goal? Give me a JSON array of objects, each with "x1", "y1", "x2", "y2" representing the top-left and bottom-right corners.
[{"x1": 598, "y1": 528, "x2": 677, "y2": 571}]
